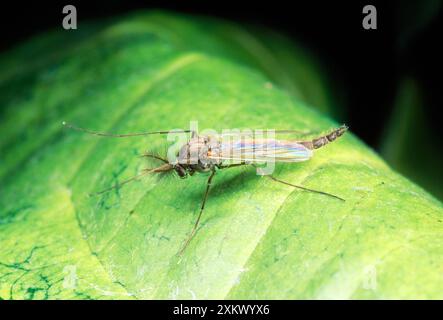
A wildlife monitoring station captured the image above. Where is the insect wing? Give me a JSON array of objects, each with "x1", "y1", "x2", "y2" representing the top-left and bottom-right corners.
[{"x1": 210, "y1": 139, "x2": 313, "y2": 163}]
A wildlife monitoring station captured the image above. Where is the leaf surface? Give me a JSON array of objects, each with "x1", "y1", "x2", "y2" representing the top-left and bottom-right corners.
[{"x1": 0, "y1": 11, "x2": 442, "y2": 299}]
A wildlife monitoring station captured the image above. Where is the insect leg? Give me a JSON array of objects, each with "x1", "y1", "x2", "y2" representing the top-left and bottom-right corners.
[
  {"x1": 266, "y1": 175, "x2": 345, "y2": 201},
  {"x1": 178, "y1": 169, "x2": 216, "y2": 255}
]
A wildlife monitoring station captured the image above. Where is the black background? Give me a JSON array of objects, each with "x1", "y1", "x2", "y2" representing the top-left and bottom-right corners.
[
  {"x1": 1, "y1": 299, "x2": 436, "y2": 317},
  {"x1": 0, "y1": 0, "x2": 441, "y2": 149}
]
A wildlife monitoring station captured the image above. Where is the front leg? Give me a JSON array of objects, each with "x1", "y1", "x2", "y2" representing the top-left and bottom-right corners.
[{"x1": 178, "y1": 169, "x2": 216, "y2": 255}]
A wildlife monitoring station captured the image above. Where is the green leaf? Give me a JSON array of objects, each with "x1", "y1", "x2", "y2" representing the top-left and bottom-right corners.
[{"x1": 1, "y1": 11, "x2": 442, "y2": 300}]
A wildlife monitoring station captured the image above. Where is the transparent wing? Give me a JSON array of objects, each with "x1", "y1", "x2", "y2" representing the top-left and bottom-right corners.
[
  {"x1": 209, "y1": 139, "x2": 313, "y2": 163},
  {"x1": 212, "y1": 129, "x2": 314, "y2": 138}
]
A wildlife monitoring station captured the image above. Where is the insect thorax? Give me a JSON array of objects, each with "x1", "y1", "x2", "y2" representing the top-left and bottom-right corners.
[{"x1": 177, "y1": 135, "x2": 222, "y2": 172}]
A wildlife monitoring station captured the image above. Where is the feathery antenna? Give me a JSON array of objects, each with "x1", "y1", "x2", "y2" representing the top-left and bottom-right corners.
[{"x1": 90, "y1": 163, "x2": 173, "y2": 196}]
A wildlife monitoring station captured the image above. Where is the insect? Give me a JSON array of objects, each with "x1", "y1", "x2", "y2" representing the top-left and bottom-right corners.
[{"x1": 62, "y1": 121, "x2": 348, "y2": 255}]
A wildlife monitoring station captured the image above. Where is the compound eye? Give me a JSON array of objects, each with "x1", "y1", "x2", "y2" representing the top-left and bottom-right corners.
[{"x1": 175, "y1": 166, "x2": 187, "y2": 179}]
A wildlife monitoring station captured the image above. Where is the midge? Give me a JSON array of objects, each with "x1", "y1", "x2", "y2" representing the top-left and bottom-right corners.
[{"x1": 62, "y1": 121, "x2": 348, "y2": 254}]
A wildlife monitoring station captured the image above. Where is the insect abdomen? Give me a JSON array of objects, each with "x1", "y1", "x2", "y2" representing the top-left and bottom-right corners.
[{"x1": 300, "y1": 125, "x2": 348, "y2": 150}]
